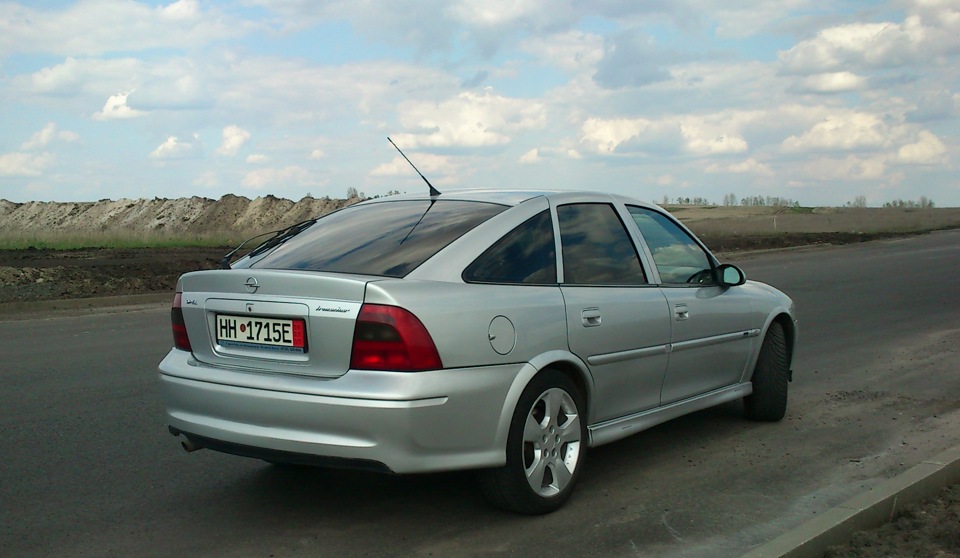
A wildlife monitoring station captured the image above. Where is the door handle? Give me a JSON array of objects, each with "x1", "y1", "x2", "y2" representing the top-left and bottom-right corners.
[
  {"x1": 674, "y1": 304, "x2": 689, "y2": 321},
  {"x1": 581, "y1": 308, "x2": 601, "y2": 327}
]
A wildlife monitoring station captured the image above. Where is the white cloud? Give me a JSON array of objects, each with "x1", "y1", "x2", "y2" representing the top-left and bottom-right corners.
[
  {"x1": 127, "y1": 63, "x2": 212, "y2": 111},
  {"x1": 202, "y1": 55, "x2": 456, "y2": 126},
  {"x1": 580, "y1": 117, "x2": 673, "y2": 154},
  {"x1": 447, "y1": 0, "x2": 551, "y2": 27},
  {"x1": 804, "y1": 155, "x2": 888, "y2": 181},
  {"x1": 907, "y1": 90, "x2": 960, "y2": 121},
  {"x1": 593, "y1": 30, "x2": 673, "y2": 89},
  {"x1": 447, "y1": 0, "x2": 547, "y2": 27},
  {"x1": 242, "y1": 166, "x2": 316, "y2": 189},
  {"x1": 149, "y1": 136, "x2": 197, "y2": 159},
  {"x1": 580, "y1": 113, "x2": 750, "y2": 155},
  {"x1": 518, "y1": 145, "x2": 582, "y2": 163},
  {"x1": 392, "y1": 90, "x2": 546, "y2": 148},
  {"x1": 20, "y1": 57, "x2": 142, "y2": 97},
  {"x1": 193, "y1": 171, "x2": 219, "y2": 187},
  {"x1": 93, "y1": 92, "x2": 146, "y2": 120},
  {"x1": 655, "y1": 174, "x2": 691, "y2": 189},
  {"x1": 520, "y1": 148, "x2": 540, "y2": 163},
  {"x1": 657, "y1": 174, "x2": 678, "y2": 187},
  {"x1": 681, "y1": 123, "x2": 749, "y2": 155},
  {"x1": 21, "y1": 123, "x2": 78, "y2": 150},
  {"x1": 520, "y1": 30, "x2": 604, "y2": 73},
  {"x1": 0, "y1": 152, "x2": 54, "y2": 177},
  {"x1": 216, "y1": 125, "x2": 251, "y2": 157},
  {"x1": 18, "y1": 56, "x2": 212, "y2": 114},
  {"x1": 778, "y1": 2, "x2": 960, "y2": 75},
  {"x1": 796, "y1": 72, "x2": 867, "y2": 93},
  {"x1": 712, "y1": 0, "x2": 811, "y2": 39},
  {"x1": 895, "y1": 130, "x2": 947, "y2": 164},
  {"x1": 706, "y1": 158, "x2": 774, "y2": 176},
  {"x1": 370, "y1": 153, "x2": 456, "y2": 177},
  {"x1": 0, "y1": 0, "x2": 958, "y2": 206},
  {"x1": 160, "y1": 0, "x2": 199, "y2": 20},
  {"x1": 782, "y1": 113, "x2": 892, "y2": 152},
  {"x1": 0, "y1": 0, "x2": 249, "y2": 58}
]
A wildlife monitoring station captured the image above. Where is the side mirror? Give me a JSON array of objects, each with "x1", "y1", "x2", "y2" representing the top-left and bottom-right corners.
[{"x1": 717, "y1": 263, "x2": 746, "y2": 287}]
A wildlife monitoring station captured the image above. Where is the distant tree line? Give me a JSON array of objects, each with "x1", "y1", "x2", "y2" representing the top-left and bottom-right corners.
[
  {"x1": 660, "y1": 193, "x2": 801, "y2": 207},
  {"x1": 882, "y1": 196, "x2": 935, "y2": 208},
  {"x1": 846, "y1": 195, "x2": 868, "y2": 208},
  {"x1": 738, "y1": 195, "x2": 800, "y2": 207},
  {"x1": 659, "y1": 191, "x2": 939, "y2": 209},
  {"x1": 844, "y1": 196, "x2": 936, "y2": 208},
  {"x1": 662, "y1": 195, "x2": 715, "y2": 206}
]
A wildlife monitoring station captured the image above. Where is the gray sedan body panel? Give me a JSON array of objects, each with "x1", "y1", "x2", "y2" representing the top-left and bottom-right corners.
[
  {"x1": 658, "y1": 283, "x2": 758, "y2": 404},
  {"x1": 560, "y1": 284, "x2": 671, "y2": 422},
  {"x1": 362, "y1": 279, "x2": 568, "y2": 370},
  {"x1": 159, "y1": 350, "x2": 523, "y2": 473},
  {"x1": 176, "y1": 270, "x2": 374, "y2": 379}
]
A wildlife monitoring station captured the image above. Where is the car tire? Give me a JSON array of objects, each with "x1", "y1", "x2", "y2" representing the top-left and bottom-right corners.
[
  {"x1": 478, "y1": 369, "x2": 587, "y2": 515},
  {"x1": 744, "y1": 321, "x2": 789, "y2": 422}
]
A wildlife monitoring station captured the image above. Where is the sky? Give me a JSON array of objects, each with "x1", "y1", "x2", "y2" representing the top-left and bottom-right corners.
[{"x1": 1, "y1": 0, "x2": 958, "y2": 207}]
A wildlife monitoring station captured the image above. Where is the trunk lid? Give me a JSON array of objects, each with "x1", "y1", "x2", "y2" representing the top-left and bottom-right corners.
[{"x1": 177, "y1": 269, "x2": 375, "y2": 378}]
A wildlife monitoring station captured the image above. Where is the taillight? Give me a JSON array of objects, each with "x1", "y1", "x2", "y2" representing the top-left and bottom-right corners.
[
  {"x1": 171, "y1": 292, "x2": 192, "y2": 352},
  {"x1": 350, "y1": 304, "x2": 442, "y2": 371}
]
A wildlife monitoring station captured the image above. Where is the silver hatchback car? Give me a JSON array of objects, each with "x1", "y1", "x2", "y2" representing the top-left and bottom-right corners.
[{"x1": 158, "y1": 190, "x2": 796, "y2": 514}]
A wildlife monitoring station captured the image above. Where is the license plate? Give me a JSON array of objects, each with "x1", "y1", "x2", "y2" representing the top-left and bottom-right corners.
[{"x1": 216, "y1": 315, "x2": 306, "y2": 353}]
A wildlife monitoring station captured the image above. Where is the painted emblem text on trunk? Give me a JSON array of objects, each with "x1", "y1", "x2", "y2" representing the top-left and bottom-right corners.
[{"x1": 316, "y1": 306, "x2": 350, "y2": 313}]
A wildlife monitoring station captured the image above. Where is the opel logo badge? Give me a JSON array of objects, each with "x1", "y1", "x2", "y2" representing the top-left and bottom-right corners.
[{"x1": 244, "y1": 276, "x2": 260, "y2": 293}]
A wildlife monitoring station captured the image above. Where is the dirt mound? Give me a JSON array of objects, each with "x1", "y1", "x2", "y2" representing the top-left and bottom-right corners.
[
  {"x1": 4, "y1": 196, "x2": 959, "y2": 243},
  {"x1": 0, "y1": 194, "x2": 360, "y2": 240}
]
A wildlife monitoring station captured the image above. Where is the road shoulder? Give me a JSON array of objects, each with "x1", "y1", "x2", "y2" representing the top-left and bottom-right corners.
[
  {"x1": 0, "y1": 293, "x2": 170, "y2": 321},
  {"x1": 740, "y1": 444, "x2": 960, "y2": 558}
]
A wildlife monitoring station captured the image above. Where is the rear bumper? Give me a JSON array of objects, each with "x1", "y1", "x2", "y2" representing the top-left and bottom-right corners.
[{"x1": 157, "y1": 349, "x2": 520, "y2": 474}]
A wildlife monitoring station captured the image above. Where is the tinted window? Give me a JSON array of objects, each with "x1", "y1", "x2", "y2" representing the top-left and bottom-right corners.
[
  {"x1": 463, "y1": 210, "x2": 556, "y2": 284},
  {"x1": 557, "y1": 203, "x2": 646, "y2": 285},
  {"x1": 244, "y1": 200, "x2": 507, "y2": 277},
  {"x1": 627, "y1": 206, "x2": 713, "y2": 284}
]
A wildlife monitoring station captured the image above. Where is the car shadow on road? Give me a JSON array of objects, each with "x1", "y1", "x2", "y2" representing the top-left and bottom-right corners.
[
  {"x1": 165, "y1": 398, "x2": 797, "y2": 555},
  {"x1": 220, "y1": 398, "x2": 757, "y2": 514}
]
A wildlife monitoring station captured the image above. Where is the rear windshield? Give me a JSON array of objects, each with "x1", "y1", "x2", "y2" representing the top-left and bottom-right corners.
[{"x1": 238, "y1": 200, "x2": 507, "y2": 277}]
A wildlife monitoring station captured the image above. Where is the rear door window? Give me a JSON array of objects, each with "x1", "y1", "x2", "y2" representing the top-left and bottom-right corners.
[
  {"x1": 463, "y1": 210, "x2": 556, "y2": 285},
  {"x1": 243, "y1": 200, "x2": 507, "y2": 277},
  {"x1": 557, "y1": 203, "x2": 646, "y2": 285}
]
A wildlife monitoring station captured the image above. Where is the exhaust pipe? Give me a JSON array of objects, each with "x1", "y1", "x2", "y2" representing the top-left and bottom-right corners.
[{"x1": 180, "y1": 436, "x2": 205, "y2": 453}]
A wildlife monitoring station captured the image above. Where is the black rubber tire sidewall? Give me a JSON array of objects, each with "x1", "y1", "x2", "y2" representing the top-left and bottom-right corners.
[
  {"x1": 478, "y1": 369, "x2": 587, "y2": 515},
  {"x1": 744, "y1": 321, "x2": 789, "y2": 422}
]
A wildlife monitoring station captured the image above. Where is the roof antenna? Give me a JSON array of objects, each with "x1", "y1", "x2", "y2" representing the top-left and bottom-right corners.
[{"x1": 387, "y1": 137, "x2": 440, "y2": 197}]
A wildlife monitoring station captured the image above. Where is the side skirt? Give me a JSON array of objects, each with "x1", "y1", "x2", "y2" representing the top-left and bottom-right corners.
[{"x1": 587, "y1": 382, "x2": 753, "y2": 448}]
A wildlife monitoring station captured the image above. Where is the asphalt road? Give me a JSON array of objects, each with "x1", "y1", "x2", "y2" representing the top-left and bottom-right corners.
[{"x1": 2, "y1": 231, "x2": 959, "y2": 558}]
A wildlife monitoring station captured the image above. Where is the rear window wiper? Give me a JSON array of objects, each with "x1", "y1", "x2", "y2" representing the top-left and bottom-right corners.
[{"x1": 219, "y1": 218, "x2": 317, "y2": 269}]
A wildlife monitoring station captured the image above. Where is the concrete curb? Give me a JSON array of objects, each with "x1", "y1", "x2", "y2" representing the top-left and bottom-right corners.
[{"x1": 741, "y1": 445, "x2": 960, "y2": 558}]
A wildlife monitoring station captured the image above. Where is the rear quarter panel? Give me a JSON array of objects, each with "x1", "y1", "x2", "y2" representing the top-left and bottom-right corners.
[{"x1": 363, "y1": 280, "x2": 568, "y2": 370}]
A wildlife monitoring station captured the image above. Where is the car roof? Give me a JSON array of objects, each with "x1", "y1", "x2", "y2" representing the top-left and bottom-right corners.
[{"x1": 356, "y1": 189, "x2": 660, "y2": 209}]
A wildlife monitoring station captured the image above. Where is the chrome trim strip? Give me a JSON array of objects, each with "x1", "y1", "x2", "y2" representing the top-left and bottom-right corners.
[
  {"x1": 587, "y1": 382, "x2": 753, "y2": 447},
  {"x1": 669, "y1": 329, "x2": 760, "y2": 353},
  {"x1": 587, "y1": 344, "x2": 670, "y2": 366}
]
